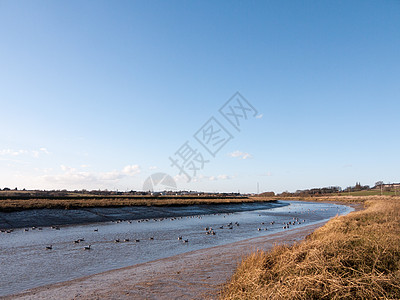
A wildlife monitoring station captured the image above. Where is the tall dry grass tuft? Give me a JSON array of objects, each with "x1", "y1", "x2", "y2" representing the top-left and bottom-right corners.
[{"x1": 221, "y1": 199, "x2": 400, "y2": 299}]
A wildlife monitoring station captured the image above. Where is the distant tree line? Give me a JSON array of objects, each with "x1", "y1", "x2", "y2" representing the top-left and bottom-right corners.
[{"x1": 277, "y1": 182, "x2": 372, "y2": 197}]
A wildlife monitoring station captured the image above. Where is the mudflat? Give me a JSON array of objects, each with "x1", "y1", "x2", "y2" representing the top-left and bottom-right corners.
[{"x1": 5, "y1": 222, "x2": 325, "y2": 300}]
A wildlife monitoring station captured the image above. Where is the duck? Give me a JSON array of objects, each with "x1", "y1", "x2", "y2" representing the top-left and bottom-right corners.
[{"x1": 84, "y1": 245, "x2": 91, "y2": 250}]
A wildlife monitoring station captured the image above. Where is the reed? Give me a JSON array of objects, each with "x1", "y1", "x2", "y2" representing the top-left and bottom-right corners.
[
  {"x1": 0, "y1": 196, "x2": 276, "y2": 212},
  {"x1": 221, "y1": 198, "x2": 400, "y2": 299}
]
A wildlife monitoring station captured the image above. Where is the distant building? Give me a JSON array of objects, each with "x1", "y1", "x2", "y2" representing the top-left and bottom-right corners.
[{"x1": 374, "y1": 183, "x2": 400, "y2": 190}]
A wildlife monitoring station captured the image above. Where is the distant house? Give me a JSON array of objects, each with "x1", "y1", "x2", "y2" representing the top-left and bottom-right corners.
[{"x1": 374, "y1": 183, "x2": 400, "y2": 190}]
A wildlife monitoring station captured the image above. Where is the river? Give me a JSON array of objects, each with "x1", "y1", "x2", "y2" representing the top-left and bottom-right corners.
[{"x1": 0, "y1": 200, "x2": 353, "y2": 297}]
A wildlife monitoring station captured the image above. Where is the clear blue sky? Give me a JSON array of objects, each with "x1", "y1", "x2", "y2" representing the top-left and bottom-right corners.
[{"x1": 1, "y1": 0, "x2": 399, "y2": 193}]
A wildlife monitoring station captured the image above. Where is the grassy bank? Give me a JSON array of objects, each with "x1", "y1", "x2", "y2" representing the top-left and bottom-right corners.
[
  {"x1": 0, "y1": 195, "x2": 275, "y2": 212},
  {"x1": 281, "y1": 194, "x2": 398, "y2": 204},
  {"x1": 221, "y1": 197, "x2": 400, "y2": 299}
]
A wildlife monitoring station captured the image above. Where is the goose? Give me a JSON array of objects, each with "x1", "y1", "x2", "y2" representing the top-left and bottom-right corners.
[
  {"x1": 84, "y1": 245, "x2": 91, "y2": 250},
  {"x1": 178, "y1": 236, "x2": 182, "y2": 240},
  {"x1": 93, "y1": 229, "x2": 98, "y2": 232},
  {"x1": 149, "y1": 237, "x2": 154, "y2": 240},
  {"x1": 46, "y1": 245, "x2": 53, "y2": 250},
  {"x1": 135, "y1": 239, "x2": 140, "y2": 242},
  {"x1": 124, "y1": 238, "x2": 130, "y2": 242},
  {"x1": 183, "y1": 239, "x2": 188, "y2": 243},
  {"x1": 74, "y1": 240, "x2": 80, "y2": 244},
  {"x1": 114, "y1": 239, "x2": 120, "y2": 243}
]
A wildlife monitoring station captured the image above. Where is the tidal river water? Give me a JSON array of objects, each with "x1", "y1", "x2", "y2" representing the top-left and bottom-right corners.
[{"x1": 0, "y1": 200, "x2": 353, "y2": 297}]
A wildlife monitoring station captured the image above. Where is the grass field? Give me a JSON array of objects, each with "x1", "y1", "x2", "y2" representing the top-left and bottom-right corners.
[
  {"x1": 340, "y1": 190, "x2": 399, "y2": 196},
  {"x1": 221, "y1": 197, "x2": 400, "y2": 299}
]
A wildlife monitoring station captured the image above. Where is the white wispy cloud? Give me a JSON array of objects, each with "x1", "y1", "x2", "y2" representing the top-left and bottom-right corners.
[
  {"x1": 122, "y1": 165, "x2": 141, "y2": 175},
  {"x1": 0, "y1": 149, "x2": 28, "y2": 156},
  {"x1": 173, "y1": 174, "x2": 189, "y2": 183},
  {"x1": 43, "y1": 164, "x2": 141, "y2": 184},
  {"x1": 191, "y1": 174, "x2": 232, "y2": 182},
  {"x1": 0, "y1": 148, "x2": 50, "y2": 158},
  {"x1": 259, "y1": 171, "x2": 272, "y2": 177},
  {"x1": 228, "y1": 150, "x2": 253, "y2": 160},
  {"x1": 40, "y1": 148, "x2": 50, "y2": 154},
  {"x1": 256, "y1": 113, "x2": 263, "y2": 119}
]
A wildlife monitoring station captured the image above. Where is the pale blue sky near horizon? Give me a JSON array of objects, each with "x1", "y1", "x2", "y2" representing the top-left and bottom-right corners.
[{"x1": 1, "y1": 0, "x2": 399, "y2": 193}]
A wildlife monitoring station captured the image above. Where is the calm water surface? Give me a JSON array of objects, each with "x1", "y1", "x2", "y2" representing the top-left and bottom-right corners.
[{"x1": 0, "y1": 200, "x2": 353, "y2": 296}]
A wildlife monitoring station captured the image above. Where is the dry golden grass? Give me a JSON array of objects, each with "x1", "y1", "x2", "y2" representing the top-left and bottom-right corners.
[
  {"x1": 0, "y1": 196, "x2": 276, "y2": 211},
  {"x1": 221, "y1": 198, "x2": 400, "y2": 299},
  {"x1": 282, "y1": 195, "x2": 398, "y2": 203}
]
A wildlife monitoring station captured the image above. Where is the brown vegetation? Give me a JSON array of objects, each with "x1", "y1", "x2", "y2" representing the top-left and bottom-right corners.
[
  {"x1": 221, "y1": 197, "x2": 400, "y2": 299},
  {"x1": 0, "y1": 195, "x2": 276, "y2": 212}
]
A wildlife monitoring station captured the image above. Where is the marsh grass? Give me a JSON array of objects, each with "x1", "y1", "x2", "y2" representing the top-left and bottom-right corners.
[
  {"x1": 0, "y1": 196, "x2": 275, "y2": 211},
  {"x1": 221, "y1": 198, "x2": 400, "y2": 299}
]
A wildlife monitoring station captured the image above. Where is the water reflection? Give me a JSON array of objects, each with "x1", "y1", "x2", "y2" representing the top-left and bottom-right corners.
[{"x1": 0, "y1": 201, "x2": 352, "y2": 296}]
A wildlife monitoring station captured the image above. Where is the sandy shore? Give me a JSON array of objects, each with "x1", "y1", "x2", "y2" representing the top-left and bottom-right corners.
[{"x1": 4, "y1": 221, "x2": 328, "y2": 300}]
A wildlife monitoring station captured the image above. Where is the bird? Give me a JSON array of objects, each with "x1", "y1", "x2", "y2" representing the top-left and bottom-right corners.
[
  {"x1": 178, "y1": 236, "x2": 182, "y2": 240},
  {"x1": 124, "y1": 238, "x2": 130, "y2": 242},
  {"x1": 84, "y1": 245, "x2": 91, "y2": 250},
  {"x1": 46, "y1": 245, "x2": 53, "y2": 250},
  {"x1": 114, "y1": 239, "x2": 120, "y2": 243},
  {"x1": 183, "y1": 239, "x2": 188, "y2": 243}
]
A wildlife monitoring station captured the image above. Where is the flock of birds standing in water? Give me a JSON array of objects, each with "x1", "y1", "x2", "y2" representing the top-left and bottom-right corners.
[{"x1": 0, "y1": 208, "x2": 328, "y2": 252}]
